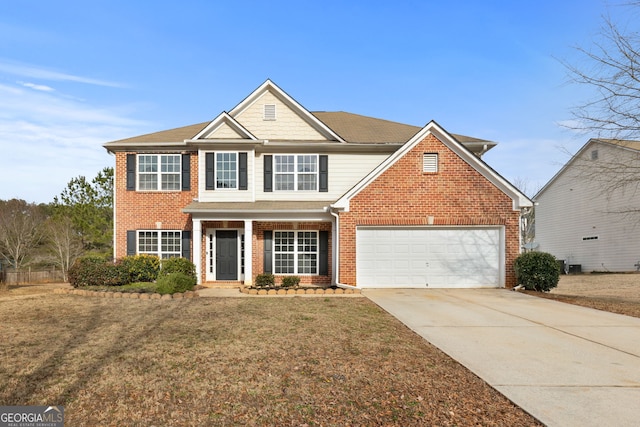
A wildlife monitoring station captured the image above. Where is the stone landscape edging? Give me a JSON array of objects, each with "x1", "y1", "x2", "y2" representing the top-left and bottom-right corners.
[
  {"x1": 53, "y1": 288, "x2": 198, "y2": 300},
  {"x1": 53, "y1": 287, "x2": 361, "y2": 299},
  {"x1": 239, "y1": 287, "x2": 360, "y2": 296}
]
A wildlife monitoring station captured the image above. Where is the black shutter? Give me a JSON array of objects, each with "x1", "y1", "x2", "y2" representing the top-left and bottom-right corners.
[
  {"x1": 126, "y1": 230, "x2": 136, "y2": 256},
  {"x1": 126, "y1": 154, "x2": 136, "y2": 191},
  {"x1": 206, "y1": 153, "x2": 215, "y2": 190},
  {"x1": 239, "y1": 152, "x2": 248, "y2": 190},
  {"x1": 181, "y1": 154, "x2": 191, "y2": 191},
  {"x1": 264, "y1": 231, "x2": 273, "y2": 273},
  {"x1": 319, "y1": 155, "x2": 328, "y2": 192},
  {"x1": 181, "y1": 231, "x2": 191, "y2": 260},
  {"x1": 264, "y1": 155, "x2": 273, "y2": 192},
  {"x1": 319, "y1": 230, "x2": 329, "y2": 275}
]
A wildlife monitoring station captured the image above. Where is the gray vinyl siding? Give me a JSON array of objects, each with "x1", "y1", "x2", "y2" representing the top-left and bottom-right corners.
[{"x1": 535, "y1": 142, "x2": 640, "y2": 272}]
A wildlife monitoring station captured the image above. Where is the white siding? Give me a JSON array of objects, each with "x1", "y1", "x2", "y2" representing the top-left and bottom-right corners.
[
  {"x1": 255, "y1": 152, "x2": 390, "y2": 201},
  {"x1": 536, "y1": 142, "x2": 640, "y2": 272},
  {"x1": 205, "y1": 122, "x2": 245, "y2": 139},
  {"x1": 235, "y1": 92, "x2": 328, "y2": 141}
]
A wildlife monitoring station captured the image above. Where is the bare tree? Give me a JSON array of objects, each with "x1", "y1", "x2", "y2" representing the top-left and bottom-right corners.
[
  {"x1": 0, "y1": 199, "x2": 46, "y2": 270},
  {"x1": 45, "y1": 216, "x2": 84, "y2": 282},
  {"x1": 562, "y1": 6, "x2": 640, "y2": 140},
  {"x1": 512, "y1": 177, "x2": 539, "y2": 249},
  {"x1": 560, "y1": 4, "x2": 640, "y2": 215}
]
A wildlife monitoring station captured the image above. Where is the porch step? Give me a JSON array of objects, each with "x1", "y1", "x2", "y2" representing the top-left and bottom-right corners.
[{"x1": 200, "y1": 281, "x2": 243, "y2": 289}]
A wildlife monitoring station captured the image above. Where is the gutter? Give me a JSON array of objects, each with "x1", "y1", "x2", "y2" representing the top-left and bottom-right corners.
[{"x1": 328, "y1": 207, "x2": 353, "y2": 289}]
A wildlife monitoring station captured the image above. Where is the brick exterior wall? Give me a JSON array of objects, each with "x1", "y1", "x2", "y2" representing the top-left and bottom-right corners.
[
  {"x1": 113, "y1": 152, "x2": 198, "y2": 259},
  {"x1": 337, "y1": 134, "x2": 521, "y2": 287}
]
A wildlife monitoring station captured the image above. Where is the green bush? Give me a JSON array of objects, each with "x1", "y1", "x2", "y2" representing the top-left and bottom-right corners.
[
  {"x1": 255, "y1": 273, "x2": 275, "y2": 288},
  {"x1": 120, "y1": 254, "x2": 160, "y2": 283},
  {"x1": 280, "y1": 276, "x2": 300, "y2": 288},
  {"x1": 156, "y1": 272, "x2": 196, "y2": 295},
  {"x1": 68, "y1": 257, "x2": 128, "y2": 288},
  {"x1": 161, "y1": 257, "x2": 196, "y2": 281},
  {"x1": 514, "y1": 251, "x2": 560, "y2": 292}
]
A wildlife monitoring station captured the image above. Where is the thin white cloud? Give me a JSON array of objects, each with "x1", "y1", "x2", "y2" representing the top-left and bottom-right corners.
[
  {"x1": 0, "y1": 80, "x2": 148, "y2": 203},
  {"x1": 20, "y1": 81, "x2": 55, "y2": 92},
  {"x1": 0, "y1": 59, "x2": 125, "y2": 88}
]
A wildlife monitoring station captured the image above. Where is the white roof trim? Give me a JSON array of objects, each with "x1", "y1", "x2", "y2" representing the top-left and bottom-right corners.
[
  {"x1": 229, "y1": 79, "x2": 346, "y2": 143},
  {"x1": 191, "y1": 112, "x2": 257, "y2": 141},
  {"x1": 333, "y1": 120, "x2": 531, "y2": 211}
]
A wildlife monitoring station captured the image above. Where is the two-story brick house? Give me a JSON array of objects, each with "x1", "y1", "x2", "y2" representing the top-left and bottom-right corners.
[{"x1": 104, "y1": 80, "x2": 531, "y2": 288}]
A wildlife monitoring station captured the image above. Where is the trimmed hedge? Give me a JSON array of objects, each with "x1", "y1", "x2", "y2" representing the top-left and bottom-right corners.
[
  {"x1": 161, "y1": 257, "x2": 196, "y2": 281},
  {"x1": 156, "y1": 272, "x2": 196, "y2": 295},
  {"x1": 255, "y1": 274, "x2": 275, "y2": 288},
  {"x1": 120, "y1": 254, "x2": 160, "y2": 283},
  {"x1": 280, "y1": 276, "x2": 300, "y2": 288},
  {"x1": 68, "y1": 257, "x2": 128, "y2": 288},
  {"x1": 514, "y1": 251, "x2": 560, "y2": 292}
]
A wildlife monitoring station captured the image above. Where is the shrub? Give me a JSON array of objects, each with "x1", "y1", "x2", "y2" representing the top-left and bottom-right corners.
[
  {"x1": 280, "y1": 276, "x2": 300, "y2": 288},
  {"x1": 161, "y1": 257, "x2": 196, "y2": 281},
  {"x1": 514, "y1": 251, "x2": 560, "y2": 292},
  {"x1": 255, "y1": 273, "x2": 275, "y2": 288},
  {"x1": 68, "y1": 257, "x2": 128, "y2": 288},
  {"x1": 156, "y1": 272, "x2": 196, "y2": 295},
  {"x1": 120, "y1": 254, "x2": 160, "y2": 283}
]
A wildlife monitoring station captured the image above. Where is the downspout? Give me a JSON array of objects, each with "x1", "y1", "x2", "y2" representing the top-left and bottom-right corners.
[{"x1": 329, "y1": 207, "x2": 351, "y2": 289}]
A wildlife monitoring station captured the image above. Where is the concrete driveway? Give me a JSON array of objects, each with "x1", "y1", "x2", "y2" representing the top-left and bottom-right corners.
[{"x1": 363, "y1": 288, "x2": 640, "y2": 427}]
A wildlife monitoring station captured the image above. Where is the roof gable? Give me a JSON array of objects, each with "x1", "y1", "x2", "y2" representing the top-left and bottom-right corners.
[
  {"x1": 333, "y1": 121, "x2": 531, "y2": 211},
  {"x1": 228, "y1": 79, "x2": 345, "y2": 143},
  {"x1": 534, "y1": 138, "x2": 640, "y2": 200},
  {"x1": 191, "y1": 112, "x2": 256, "y2": 141}
]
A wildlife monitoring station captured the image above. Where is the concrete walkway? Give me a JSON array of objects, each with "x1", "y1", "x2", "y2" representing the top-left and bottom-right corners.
[{"x1": 363, "y1": 288, "x2": 640, "y2": 427}]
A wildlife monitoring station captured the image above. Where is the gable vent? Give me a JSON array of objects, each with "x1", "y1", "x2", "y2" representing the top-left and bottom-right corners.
[
  {"x1": 263, "y1": 104, "x2": 276, "y2": 121},
  {"x1": 423, "y1": 153, "x2": 438, "y2": 173}
]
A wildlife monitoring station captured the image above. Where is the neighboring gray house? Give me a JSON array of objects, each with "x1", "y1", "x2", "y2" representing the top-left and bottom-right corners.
[{"x1": 534, "y1": 138, "x2": 640, "y2": 272}]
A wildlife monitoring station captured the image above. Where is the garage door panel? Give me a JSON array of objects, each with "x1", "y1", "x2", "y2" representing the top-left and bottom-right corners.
[{"x1": 356, "y1": 227, "x2": 502, "y2": 288}]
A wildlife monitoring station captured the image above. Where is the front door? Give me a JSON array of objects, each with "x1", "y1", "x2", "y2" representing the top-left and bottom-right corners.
[{"x1": 215, "y1": 230, "x2": 238, "y2": 280}]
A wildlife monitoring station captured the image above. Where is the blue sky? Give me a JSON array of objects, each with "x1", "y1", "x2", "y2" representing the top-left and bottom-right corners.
[{"x1": 0, "y1": 0, "x2": 633, "y2": 203}]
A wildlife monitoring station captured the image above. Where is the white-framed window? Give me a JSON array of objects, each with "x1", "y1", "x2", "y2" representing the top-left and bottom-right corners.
[
  {"x1": 138, "y1": 230, "x2": 181, "y2": 259},
  {"x1": 138, "y1": 154, "x2": 181, "y2": 191},
  {"x1": 274, "y1": 155, "x2": 318, "y2": 191},
  {"x1": 273, "y1": 231, "x2": 318, "y2": 274},
  {"x1": 216, "y1": 152, "x2": 237, "y2": 189}
]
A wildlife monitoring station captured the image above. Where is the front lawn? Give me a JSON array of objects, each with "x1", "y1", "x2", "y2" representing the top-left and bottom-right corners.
[{"x1": 0, "y1": 295, "x2": 540, "y2": 426}]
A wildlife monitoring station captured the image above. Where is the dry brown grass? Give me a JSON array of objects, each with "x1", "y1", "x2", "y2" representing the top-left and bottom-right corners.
[
  {"x1": 0, "y1": 292, "x2": 540, "y2": 426},
  {"x1": 526, "y1": 273, "x2": 640, "y2": 318}
]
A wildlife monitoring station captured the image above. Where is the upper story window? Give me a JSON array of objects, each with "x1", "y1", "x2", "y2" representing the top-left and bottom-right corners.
[
  {"x1": 205, "y1": 151, "x2": 248, "y2": 191},
  {"x1": 274, "y1": 155, "x2": 318, "y2": 191},
  {"x1": 138, "y1": 154, "x2": 181, "y2": 191},
  {"x1": 216, "y1": 152, "x2": 237, "y2": 189}
]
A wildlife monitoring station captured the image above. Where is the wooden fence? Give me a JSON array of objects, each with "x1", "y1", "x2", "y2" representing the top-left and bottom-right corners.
[{"x1": 0, "y1": 267, "x2": 65, "y2": 285}]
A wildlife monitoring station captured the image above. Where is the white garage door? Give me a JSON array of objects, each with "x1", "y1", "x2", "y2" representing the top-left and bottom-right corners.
[{"x1": 356, "y1": 227, "x2": 502, "y2": 288}]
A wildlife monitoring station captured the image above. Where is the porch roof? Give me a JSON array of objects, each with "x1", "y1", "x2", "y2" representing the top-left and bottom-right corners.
[{"x1": 183, "y1": 200, "x2": 334, "y2": 214}]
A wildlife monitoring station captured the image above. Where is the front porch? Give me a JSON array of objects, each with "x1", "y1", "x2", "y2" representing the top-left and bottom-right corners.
[{"x1": 187, "y1": 210, "x2": 335, "y2": 286}]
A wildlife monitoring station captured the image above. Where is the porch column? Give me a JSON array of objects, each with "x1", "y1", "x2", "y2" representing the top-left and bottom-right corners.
[
  {"x1": 244, "y1": 219, "x2": 253, "y2": 286},
  {"x1": 193, "y1": 219, "x2": 202, "y2": 284}
]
